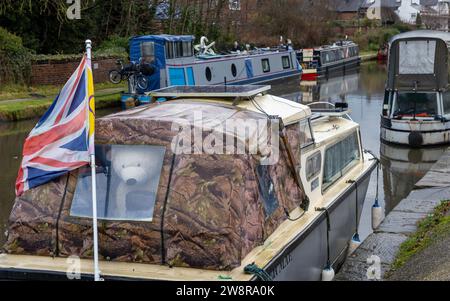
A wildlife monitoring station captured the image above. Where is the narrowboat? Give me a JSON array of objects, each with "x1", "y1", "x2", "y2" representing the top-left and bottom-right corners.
[
  {"x1": 381, "y1": 31, "x2": 450, "y2": 147},
  {"x1": 0, "y1": 86, "x2": 376, "y2": 281},
  {"x1": 297, "y1": 41, "x2": 360, "y2": 81},
  {"x1": 129, "y1": 35, "x2": 302, "y2": 94}
]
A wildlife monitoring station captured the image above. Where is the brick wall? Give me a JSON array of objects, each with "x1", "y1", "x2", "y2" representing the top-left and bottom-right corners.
[{"x1": 31, "y1": 57, "x2": 120, "y2": 86}]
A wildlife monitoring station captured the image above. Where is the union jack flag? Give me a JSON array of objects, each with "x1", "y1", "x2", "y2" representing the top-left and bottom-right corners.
[{"x1": 15, "y1": 55, "x2": 96, "y2": 196}]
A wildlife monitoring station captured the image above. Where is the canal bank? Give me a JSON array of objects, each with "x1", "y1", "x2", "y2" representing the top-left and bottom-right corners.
[
  {"x1": 0, "y1": 87, "x2": 123, "y2": 122},
  {"x1": 336, "y1": 147, "x2": 450, "y2": 281}
]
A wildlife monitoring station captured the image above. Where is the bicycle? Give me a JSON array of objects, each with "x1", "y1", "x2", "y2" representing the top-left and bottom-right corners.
[{"x1": 109, "y1": 60, "x2": 154, "y2": 91}]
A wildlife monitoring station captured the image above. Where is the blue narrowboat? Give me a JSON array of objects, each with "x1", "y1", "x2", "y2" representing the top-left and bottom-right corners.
[{"x1": 128, "y1": 35, "x2": 302, "y2": 93}]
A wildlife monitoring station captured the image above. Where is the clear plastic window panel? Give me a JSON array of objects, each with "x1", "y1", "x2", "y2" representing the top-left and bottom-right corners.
[
  {"x1": 255, "y1": 165, "x2": 279, "y2": 217},
  {"x1": 323, "y1": 133, "x2": 360, "y2": 189},
  {"x1": 306, "y1": 152, "x2": 321, "y2": 181},
  {"x1": 71, "y1": 145, "x2": 166, "y2": 222},
  {"x1": 399, "y1": 40, "x2": 436, "y2": 74},
  {"x1": 394, "y1": 92, "x2": 437, "y2": 118}
]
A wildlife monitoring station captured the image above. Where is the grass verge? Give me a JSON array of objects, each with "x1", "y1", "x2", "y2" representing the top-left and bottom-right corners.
[
  {"x1": 0, "y1": 82, "x2": 125, "y2": 101},
  {"x1": 0, "y1": 93, "x2": 121, "y2": 122},
  {"x1": 390, "y1": 201, "x2": 450, "y2": 272}
]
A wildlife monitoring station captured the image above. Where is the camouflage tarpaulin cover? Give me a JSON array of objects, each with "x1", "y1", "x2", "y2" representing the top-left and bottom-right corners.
[{"x1": 3, "y1": 101, "x2": 307, "y2": 271}]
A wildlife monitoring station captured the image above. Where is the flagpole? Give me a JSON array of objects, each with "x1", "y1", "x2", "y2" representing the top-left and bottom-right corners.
[{"x1": 85, "y1": 39, "x2": 101, "y2": 282}]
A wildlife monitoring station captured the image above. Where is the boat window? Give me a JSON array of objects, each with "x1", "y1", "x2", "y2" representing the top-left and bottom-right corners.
[
  {"x1": 140, "y1": 42, "x2": 155, "y2": 63},
  {"x1": 306, "y1": 151, "x2": 321, "y2": 181},
  {"x1": 205, "y1": 67, "x2": 212, "y2": 81},
  {"x1": 182, "y1": 41, "x2": 193, "y2": 57},
  {"x1": 282, "y1": 56, "x2": 291, "y2": 69},
  {"x1": 300, "y1": 118, "x2": 314, "y2": 148},
  {"x1": 321, "y1": 52, "x2": 330, "y2": 64},
  {"x1": 231, "y1": 63, "x2": 237, "y2": 77},
  {"x1": 443, "y1": 92, "x2": 450, "y2": 115},
  {"x1": 70, "y1": 145, "x2": 166, "y2": 222},
  {"x1": 176, "y1": 41, "x2": 183, "y2": 58},
  {"x1": 255, "y1": 165, "x2": 279, "y2": 217},
  {"x1": 393, "y1": 92, "x2": 437, "y2": 119},
  {"x1": 399, "y1": 40, "x2": 436, "y2": 74},
  {"x1": 323, "y1": 132, "x2": 360, "y2": 190},
  {"x1": 262, "y1": 58, "x2": 270, "y2": 73},
  {"x1": 165, "y1": 42, "x2": 174, "y2": 59}
]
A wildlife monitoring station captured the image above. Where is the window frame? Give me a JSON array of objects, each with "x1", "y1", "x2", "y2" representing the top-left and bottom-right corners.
[
  {"x1": 205, "y1": 66, "x2": 212, "y2": 81},
  {"x1": 70, "y1": 144, "x2": 166, "y2": 222},
  {"x1": 322, "y1": 132, "x2": 361, "y2": 192},
  {"x1": 261, "y1": 58, "x2": 271, "y2": 73},
  {"x1": 282, "y1": 55, "x2": 291, "y2": 69},
  {"x1": 391, "y1": 91, "x2": 439, "y2": 120},
  {"x1": 306, "y1": 151, "x2": 322, "y2": 182}
]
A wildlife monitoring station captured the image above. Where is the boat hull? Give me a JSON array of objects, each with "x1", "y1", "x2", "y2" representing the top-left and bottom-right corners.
[
  {"x1": 316, "y1": 57, "x2": 360, "y2": 80},
  {"x1": 262, "y1": 161, "x2": 374, "y2": 281},
  {"x1": 381, "y1": 116, "x2": 450, "y2": 147},
  {"x1": 0, "y1": 160, "x2": 376, "y2": 281}
]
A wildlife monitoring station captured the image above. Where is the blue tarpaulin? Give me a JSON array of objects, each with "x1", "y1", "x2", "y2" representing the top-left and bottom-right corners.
[{"x1": 129, "y1": 35, "x2": 195, "y2": 92}]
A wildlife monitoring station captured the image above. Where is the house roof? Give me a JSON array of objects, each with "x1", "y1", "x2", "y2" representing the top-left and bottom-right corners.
[
  {"x1": 420, "y1": 0, "x2": 439, "y2": 6},
  {"x1": 335, "y1": 0, "x2": 400, "y2": 12},
  {"x1": 335, "y1": 0, "x2": 366, "y2": 12}
]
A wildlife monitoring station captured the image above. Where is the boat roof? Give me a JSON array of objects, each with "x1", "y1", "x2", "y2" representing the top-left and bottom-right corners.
[
  {"x1": 150, "y1": 85, "x2": 272, "y2": 98},
  {"x1": 389, "y1": 30, "x2": 450, "y2": 45},
  {"x1": 148, "y1": 86, "x2": 311, "y2": 125},
  {"x1": 129, "y1": 34, "x2": 194, "y2": 43},
  {"x1": 387, "y1": 30, "x2": 450, "y2": 91}
]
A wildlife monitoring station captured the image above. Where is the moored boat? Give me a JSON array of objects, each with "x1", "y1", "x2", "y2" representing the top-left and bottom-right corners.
[
  {"x1": 128, "y1": 35, "x2": 302, "y2": 94},
  {"x1": 0, "y1": 86, "x2": 376, "y2": 281},
  {"x1": 381, "y1": 30, "x2": 450, "y2": 147},
  {"x1": 297, "y1": 41, "x2": 360, "y2": 81}
]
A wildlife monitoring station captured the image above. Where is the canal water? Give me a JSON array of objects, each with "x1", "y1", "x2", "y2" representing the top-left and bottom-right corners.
[{"x1": 0, "y1": 61, "x2": 447, "y2": 246}]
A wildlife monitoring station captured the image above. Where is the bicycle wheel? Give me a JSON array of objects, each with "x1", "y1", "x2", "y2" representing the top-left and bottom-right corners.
[
  {"x1": 109, "y1": 70, "x2": 122, "y2": 84},
  {"x1": 136, "y1": 75, "x2": 149, "y2": 90}
]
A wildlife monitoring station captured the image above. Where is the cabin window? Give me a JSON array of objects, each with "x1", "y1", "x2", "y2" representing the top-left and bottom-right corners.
[
  {"x1": 323, "y1": 132, "x2": 360, "y2": 190},
  {"x1": 140, "y1": 42, "x2": 155, "y2": 63},
  {"x1": 282, "y1": 56, "x2": 291, "y2": 69},
  {"x1": 205, "y1": 67, "x2": 212, "y2": 81},
  {"x1": 399, "y1": 40, "x2": 436, "y2": 74},
  {"x1": 262, "y1": 58, "x2": 270, "y2": 73},
  {"x1": 256, "y1": 165, "x2": 279, "y2": 217},
  {"x1": 70, "y1": 145, "x2": 166, "y2": 222},
  {"x1": 165, "y1": 42, "x2": 174, "y2": 59},
  {"x1": 443, "y1": 92, "x2": 450, "y2": 115},
  {"x1": 182, "y1": 42, "x2": 191, "y2": 57},
  {"x1": 300, "y1": 118, "x2": 314, "y2": 148},
  {"x1": 231, "y1": 63, "x2": 237, "y2": 77},
  {"x1": 393, "y1": 92, "x2": 437, "y2": 119},
  {"x1": 306, "y1": 151, "x2": 321, "y2": 182}
]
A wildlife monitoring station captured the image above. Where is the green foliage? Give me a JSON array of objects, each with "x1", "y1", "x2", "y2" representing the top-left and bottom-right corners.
[
  {"x1": 353, "y1": 27, "x2": 403, "y2": 52},
  {"x1": 390, "y1": 201, "x2": 450, "y2": 271},
  {"x1": 0, "y1": 27, "x2": 32, "y2": 85}
]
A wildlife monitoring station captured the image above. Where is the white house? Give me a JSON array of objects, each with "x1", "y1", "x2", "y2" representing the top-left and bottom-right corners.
[{"x1": 396, "y1": 0, "x2": 422, "y2": 24}]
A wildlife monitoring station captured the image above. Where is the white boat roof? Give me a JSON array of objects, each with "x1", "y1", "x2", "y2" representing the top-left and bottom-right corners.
[
  {"x1": 150, "y1": 85, "x2": 271, "y2": 98},
  {"x1": 237, "y1": 94, "x2": 311, "y2": 125},
  {"x1": 149, "y1": 86, "x2": 311, "y2": 125}
]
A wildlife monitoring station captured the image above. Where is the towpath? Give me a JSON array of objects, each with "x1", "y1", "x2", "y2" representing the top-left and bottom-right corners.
[{"x1": 335, "y1": 148, "x2": 450, "y2": 281}]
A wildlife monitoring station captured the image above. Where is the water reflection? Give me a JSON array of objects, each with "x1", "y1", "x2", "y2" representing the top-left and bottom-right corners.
[{"x1": 380, "y1": 143, "x2": 447, "y2": 213}]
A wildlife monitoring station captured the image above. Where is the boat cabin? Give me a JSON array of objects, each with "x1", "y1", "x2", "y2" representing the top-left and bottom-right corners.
[
  {"x1": 381, "y1": 30, "x2": 450, "y2": 146},
  {"x1": 297, "y1": 41, "x2": 360, "y2": 80},
  {"x1": 383, "y1": 31, "x2": 450, "y2": 120},
  {"x1": 1, "y1": 86, "x2": 376, "y2": 280}
]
